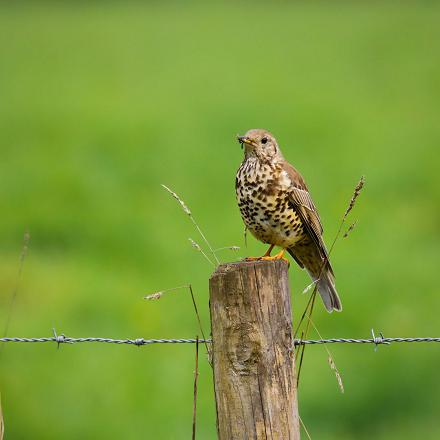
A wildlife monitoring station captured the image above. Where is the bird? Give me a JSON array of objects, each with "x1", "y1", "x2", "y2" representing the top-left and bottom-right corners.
[{"x1": 235, "y1": 128, "x2": 342, "y2": 312}]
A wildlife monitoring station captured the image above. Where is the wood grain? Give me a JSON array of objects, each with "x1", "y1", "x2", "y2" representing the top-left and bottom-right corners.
[{"x1": 209, "y1": 260, "x2": 300, "y2": 439}]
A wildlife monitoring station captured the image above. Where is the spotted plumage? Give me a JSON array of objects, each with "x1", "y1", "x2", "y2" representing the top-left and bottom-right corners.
[{"x1": 236, "y1": 129, "x2": 342, "y2": 312}]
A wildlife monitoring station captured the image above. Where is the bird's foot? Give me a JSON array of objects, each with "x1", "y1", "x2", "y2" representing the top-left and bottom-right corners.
[
  {"x1": 244, "y1": 244, "x2": 275, "y2": 262},
  {"x1": 245, "y1": 249, "x2": 290, "y2": 266},
  {"x1": 261, "y1": 249, "x2": 290, "y2": 265},
  {"x1": 244, "y1": 256, "x2": 262, "y2": 261}
]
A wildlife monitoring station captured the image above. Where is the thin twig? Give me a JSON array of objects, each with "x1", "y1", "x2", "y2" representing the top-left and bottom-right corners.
[
  {"x1": 188, "y1": 285, "x2": 211, "y2": 359},
  {"x1": 0, "y1": 231, "x2": 30, "y2": 357},
  {"x1": 192, "y1": 337, "x2": 199, "y2": 440},
  {"x1": 161, "y1": 184, "x2": 220, "y2": 265}
]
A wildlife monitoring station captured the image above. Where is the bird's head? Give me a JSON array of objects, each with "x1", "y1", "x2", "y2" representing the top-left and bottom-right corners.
[{"x1": 237, "y1": 129, "x2": 283, "y2": 162}]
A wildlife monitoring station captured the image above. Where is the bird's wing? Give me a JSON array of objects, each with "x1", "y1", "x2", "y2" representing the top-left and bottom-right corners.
[{"x1": 283, "y1": 162, "x2": 334, "y2": 274}]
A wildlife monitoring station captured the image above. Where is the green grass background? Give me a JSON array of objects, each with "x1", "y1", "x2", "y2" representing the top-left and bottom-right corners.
[{"x1": 1, "y1": 2, "x2": 439, "y2": 439}]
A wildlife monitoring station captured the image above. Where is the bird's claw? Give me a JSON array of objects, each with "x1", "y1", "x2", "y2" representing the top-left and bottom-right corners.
[{"x1": 243, "y1": 249, "x2": 290, "y2": 266}]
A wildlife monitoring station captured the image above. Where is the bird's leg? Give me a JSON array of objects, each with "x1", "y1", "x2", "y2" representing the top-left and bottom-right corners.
[
  {"x1": 261, "y1": 248, "x2": 290, "y2": 264},
  {"x1": 244, "y1": 244, "x2": 274, "y2": 261},
  {"x1": 263, "y1": 244, "x2": 275, "y2": 257}
]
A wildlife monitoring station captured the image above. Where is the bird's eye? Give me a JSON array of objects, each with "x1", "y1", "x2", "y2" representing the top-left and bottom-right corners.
[{"x1": 261, "y1": 137, "x2": 268, "y2": 144}]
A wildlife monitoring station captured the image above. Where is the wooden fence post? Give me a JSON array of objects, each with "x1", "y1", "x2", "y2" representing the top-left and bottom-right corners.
[{"x1": 209, "y1": 260, "x2": 300, "y2": 439}]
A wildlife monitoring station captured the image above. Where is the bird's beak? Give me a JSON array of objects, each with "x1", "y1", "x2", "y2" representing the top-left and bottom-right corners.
[{"x1": 237, "y1": 135, "x2": 255, "y2": 147}]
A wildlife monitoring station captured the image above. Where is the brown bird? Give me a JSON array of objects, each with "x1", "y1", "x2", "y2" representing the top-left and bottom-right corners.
[{"x1": 236, "y1": 129, "x2": 342, "y2": 312}]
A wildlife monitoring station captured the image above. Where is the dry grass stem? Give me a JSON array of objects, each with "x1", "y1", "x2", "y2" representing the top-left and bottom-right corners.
[
  {"x1": 328, "y1": 175, "x2": 365, "y2": 257},
  {"x1": 189, "y1": 238, "x2": 215, "y2": 266},
  {"x1": 162, "y1": 184, "x2": 220, "y2": 265},
  {"x1": 188, "y1": 285, "x2": 211, "y2": 359},
  {"x1": 0, "y1": 393, "x2": 4, "y2": 440},
  {"x1": 344, "y1": 175, "x2": 365, "y2": 219},
  {"x1": 296, "y1": 290, "x2": 317, "y2": 386},
  {"x1": 1, "y1": 230, "x2": 30, "y2": 357},
  {"x1": 343, "y1": 221, "x2": 358, "y2": 238},
  {"x1": 144, "y1": 292, "x2": 163, "y2": 300},
  {"x1": 295, "y1": 179, "x2": 364, "y2": 384},
  {"x1": 214, "y1": 246, "x2": 240, "y2": 252},
  {"x1": 144, "y1": 283, "x2": 210, "y2": 357},
  {"x1": 294, "y1": 287, "x2": 317, "y2": 340},
  {"x1": 295, "y1": 176, "x2": 366, "y2": 348},
  {"x1": 161, "y1": 184, "x2": 192, "y2": 215},
  {"x1": 144, "y1": 285, "x2": 189, "y2": 300},
  {"x1": 306, "y1": 314, "x2": 344, "y2": 393},
  {"x1": 295, "y1": 330, "x2": 305, "y2": 363},
  {"x1": 192, "y1": 338, "x2": 199, "y2": 440},
  {"x1": 299, "y1": 415, "x2": 312, "y2": 440},
  {"x1": 328, "y1": 355, "x2": 345, "y2": 394},
  {"x1": 302, "y1": 280, "x2": 318, "y2": 295}
]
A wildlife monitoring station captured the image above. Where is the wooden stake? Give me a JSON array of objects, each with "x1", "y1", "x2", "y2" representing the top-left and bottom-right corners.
[{"x1": 209, "y1": 260, "x2": 300, "y2": 439}]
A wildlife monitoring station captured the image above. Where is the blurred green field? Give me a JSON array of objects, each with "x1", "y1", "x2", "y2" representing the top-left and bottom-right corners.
[{"x1": 1, "y1": 2, "x2": 440, "y2": 439}]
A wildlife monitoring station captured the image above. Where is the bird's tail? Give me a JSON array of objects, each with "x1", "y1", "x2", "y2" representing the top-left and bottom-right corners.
[
  {"x1": 288, "y1": 244, "x2": 342, "y2": 313},
  {"x1": 315, "y1": 269, "x2": 342, "y2": 313}
]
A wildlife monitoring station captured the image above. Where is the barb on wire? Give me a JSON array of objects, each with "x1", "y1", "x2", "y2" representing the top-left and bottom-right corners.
[
  {"x1": 1, "y1": 330, "x2": 440, "y2": 348},
  {"x1": 371, "y1": 328, "x2": 390, "y2": 351},
  {"x1": 52, "y1": 328, "x2": 71, "y2": 349}
]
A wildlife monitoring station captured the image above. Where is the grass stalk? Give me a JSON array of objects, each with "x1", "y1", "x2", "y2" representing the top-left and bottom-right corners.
[
  {"x1": 1, "y1": 231, "x2": 30, "y2": 357},
  {"x1": 192, "y1": 338, "x2": 199, "y2": 440},
  {"x1": 162, "y1": 184, "x2": 220, "y2": 265}
]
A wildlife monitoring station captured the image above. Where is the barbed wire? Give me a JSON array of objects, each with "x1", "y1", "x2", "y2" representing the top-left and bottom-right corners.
[{"x1": 0, "y1": 329, "x2": 439, "y2": 349}]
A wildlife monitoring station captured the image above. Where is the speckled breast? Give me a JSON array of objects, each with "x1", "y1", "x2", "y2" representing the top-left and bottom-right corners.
[{"x1": 235, "y1": 158, "x2": 305, "y2": 248}]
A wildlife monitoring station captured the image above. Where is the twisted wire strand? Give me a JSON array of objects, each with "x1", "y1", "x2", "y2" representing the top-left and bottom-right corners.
[
  {"x1": 0, "y1": 336, "x2": 209, "y2": 346},
  {"x1": 294, "y1": 337, "x2": 440, "y2": 345},
  {"x1": 1, "y1": 330, "x2": 440, "y2": 347}
]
